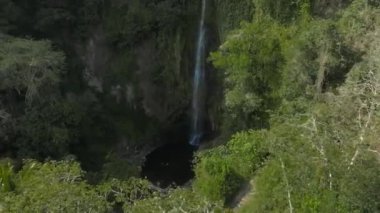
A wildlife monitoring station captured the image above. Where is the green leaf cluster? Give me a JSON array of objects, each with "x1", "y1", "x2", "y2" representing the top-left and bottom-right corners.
[
  {"x1": 194, "y1": 130, "x2": 267, "y2": 203},
  {"x1": 0, "y1": 160, "x2": 110, "y2": 212},
  {"x1": 129, "y1": 188, "x2": 224, "y2": 213}
]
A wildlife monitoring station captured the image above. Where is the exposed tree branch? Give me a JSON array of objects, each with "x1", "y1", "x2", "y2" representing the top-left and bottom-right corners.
[
  {"x1": 348, "y1": 149, "x2": 360, "y2": 170},
  {"x1": 280, "y1": 158, "x2": 293, "y2": 213}
]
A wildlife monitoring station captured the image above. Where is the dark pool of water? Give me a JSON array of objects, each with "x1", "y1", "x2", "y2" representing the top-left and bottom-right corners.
[{"x1": 141, "y1": 143, "x2": 197, "y2": 188}]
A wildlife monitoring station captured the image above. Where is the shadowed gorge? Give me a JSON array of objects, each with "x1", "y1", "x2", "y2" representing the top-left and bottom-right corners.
[{"x1": 141, "y1": 143, "x2": 196, "y2": 188}]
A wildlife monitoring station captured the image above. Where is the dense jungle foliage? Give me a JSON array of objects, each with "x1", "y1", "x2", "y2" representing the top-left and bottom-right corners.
[{"x1": 1, "y1": 0, "x2": 380, "y2": 212}]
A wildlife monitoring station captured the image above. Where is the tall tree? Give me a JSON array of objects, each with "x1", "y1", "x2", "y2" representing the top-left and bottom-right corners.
[{"x1": 0, "y1": 36, "x2": 82, "y2": 158}]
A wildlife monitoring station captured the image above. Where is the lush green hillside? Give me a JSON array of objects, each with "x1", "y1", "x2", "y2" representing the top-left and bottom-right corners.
[
  {"x1": 1, "y1": 0, "x2": 380, "y2": 212},
  {"x1": 198, "y1": 0, "x2": 380, "y2": 211}
]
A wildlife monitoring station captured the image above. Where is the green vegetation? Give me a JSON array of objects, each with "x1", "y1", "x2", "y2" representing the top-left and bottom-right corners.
[
  {"x1": 128, "y1": 188, "x2": 224, "y2": 213},
  {"x1": 194, "y1": 130, "x2": 267, "y2": 203},
  {"x1": 204, "y1": 0, "x2": 380, "y2": 211},
  {"x1": 0, "y1": 36, "x2": 84, "y2": 158},
  {"x1": 1, "y1": 0, "x2": 380, "y2": 212},
  {"x1": 0, "y1": 160, "x2": 155, "y2": 211}
]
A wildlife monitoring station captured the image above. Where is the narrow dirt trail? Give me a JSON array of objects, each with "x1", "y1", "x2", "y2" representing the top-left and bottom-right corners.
[{"x1": 229, "y1": 180, "x2": 255, "y2": 211}]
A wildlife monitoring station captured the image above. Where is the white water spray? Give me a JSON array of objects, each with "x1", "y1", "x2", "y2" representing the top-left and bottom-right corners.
[{"x1": 190, "y1": 0, "x2": 207, "y2": 146}]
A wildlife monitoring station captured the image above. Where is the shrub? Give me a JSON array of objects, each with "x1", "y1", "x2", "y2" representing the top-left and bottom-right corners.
[{"x1": 194, "y1": 130, "x2": 267, "y2": 203}]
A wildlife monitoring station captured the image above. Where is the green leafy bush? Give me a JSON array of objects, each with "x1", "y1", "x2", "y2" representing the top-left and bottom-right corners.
[
  {"x1": 0, "y1": 160, "x2": 13, "y2": 193},
  {"x1": 0, "y1": 37, "x2": 65, "y2": 103},
  {"x1": 0, "y1": 160, "x2": 159, "y2": 212},
  {"x1": 211, "y1": 18, "x2": 285, "y2": 131},
  {"x1": 194, "y1": 130, "x2": 267, "y2": 203},
  {"x1": 194, "y1": 146, "x2": 242, "y2": 203},
  {"x1": 0, "y1": 160, "x2": 110, "y2": 212},
  {"x1": 97, "y1": 177, "x2": 155, "y2": 207},
  {"x1": 128, "y1": 188, "x2": 224, "y2": 213}
]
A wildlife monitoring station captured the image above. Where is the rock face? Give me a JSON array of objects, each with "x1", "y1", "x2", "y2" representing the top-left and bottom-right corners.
[
  {"x1": 77, "y1": 0, "x2": 253, "y2": 145},
  {"x1": 75, "y1": 1, "x2": 200, "y2": 147},
  {"x1": 135, "y1": 37, "x2": 190, "y2": 124},
  {"x1": 83, "y1": 27, "x2": 109, "y2": 93}
]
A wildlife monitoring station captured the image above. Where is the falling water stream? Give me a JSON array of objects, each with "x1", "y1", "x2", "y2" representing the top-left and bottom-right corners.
[{"x1": 190, "y1": 0, "x2": 207, "y2": 146}]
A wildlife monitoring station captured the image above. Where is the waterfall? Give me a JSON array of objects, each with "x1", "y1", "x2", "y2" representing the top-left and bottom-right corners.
[{"x1": 190, "y1": 0, "x2": 207, "y2": 146}]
